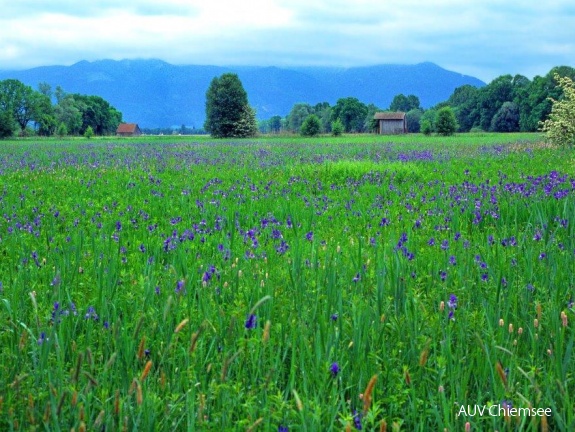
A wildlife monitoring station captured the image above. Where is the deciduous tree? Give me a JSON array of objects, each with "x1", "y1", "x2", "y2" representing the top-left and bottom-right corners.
[
  {"x1": 204, "y1": 73, "x2": 257, "y2": 138},
  {"x1": 541, "y1": 74, "x2": 575, "y2": 147}
]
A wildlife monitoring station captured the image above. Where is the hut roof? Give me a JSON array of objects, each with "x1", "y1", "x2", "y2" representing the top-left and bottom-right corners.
[
  {"x1": 373, "y1": 112, "x2": 406, "y2": 120},
  {"x1": 116, "y1": 123, "x2": 139, "y2": 133}
]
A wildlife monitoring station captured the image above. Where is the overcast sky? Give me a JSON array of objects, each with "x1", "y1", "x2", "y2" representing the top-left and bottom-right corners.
[{"x1": 1, "y1": 0, "x2": 574, "y2": 82}]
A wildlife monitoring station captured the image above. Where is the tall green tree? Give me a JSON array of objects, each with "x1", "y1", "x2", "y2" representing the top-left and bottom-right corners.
[
  {"x1": 477, "y1": 75, "x2": 514, "y2": 131},
  {"x1": 286, "y1": 103, "x2": 313, "y2": 133},
  {"x1": 72, "y1": 94, "x2": 122, "y2": 135},
  {"x1": 490, "y1": 101, "x2": 520, "y2": 132},
  {"x1": 448, "y1": 85, "x2": 480, "y2": 132},
  {"x1": 0, "y1": 79, "x2": 39, "y2": 133},
  {"x1": 0, "y1": 109, "x2": 16, "y2": 139},
  {"x1": 406, "y1": 108, "x2": 424, "y2": 133},
  {"x1": 267, "y1": 115, "x2": 283, "y2": 133},
  {"x1": 331, "y1": 97, "x2": 368, "y2": 133},
  {"x1": 204, "y1": 73, "x2": 257, "y2": 138},
  {"x1": 314, "y1": 102, "x2": 332, "y2": 133},
  {"x1": 390, "y1": 94, "x2": 420, "y2": 112},
  {"x1": 54, "y1": 94, "x2": 83, "y2": 135}
]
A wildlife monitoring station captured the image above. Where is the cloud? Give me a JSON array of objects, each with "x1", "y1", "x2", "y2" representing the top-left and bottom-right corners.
[{"x1": 0, "y1": 0, "x2": 574, "y2": 81}]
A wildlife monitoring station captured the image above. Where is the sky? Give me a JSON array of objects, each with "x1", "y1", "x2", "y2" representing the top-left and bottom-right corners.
[{"x1": 1, "y1": 0, "x2": 574, "y2": 82}]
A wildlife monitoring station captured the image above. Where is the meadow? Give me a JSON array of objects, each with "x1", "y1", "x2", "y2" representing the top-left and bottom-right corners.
[{"x1": 0, "y1": 133, "x2": 574, "y2": 431}]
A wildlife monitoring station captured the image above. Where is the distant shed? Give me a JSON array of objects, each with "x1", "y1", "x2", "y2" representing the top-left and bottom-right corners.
[
  {"x1": 374, "y1": 112, "x2": 407, "y2": 134},
  {"x1": 116, "y1": 123, "x2": 142, "y2": 137}
]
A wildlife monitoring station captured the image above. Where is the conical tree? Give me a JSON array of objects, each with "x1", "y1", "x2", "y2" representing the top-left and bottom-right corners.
[{"x1": 204, "y1": 73, "x2": 257, "y2": 138}]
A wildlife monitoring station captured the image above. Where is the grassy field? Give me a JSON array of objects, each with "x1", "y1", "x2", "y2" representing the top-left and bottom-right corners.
[{"x1": 1, "y1": 133, "x2": 574, "y2": 431}]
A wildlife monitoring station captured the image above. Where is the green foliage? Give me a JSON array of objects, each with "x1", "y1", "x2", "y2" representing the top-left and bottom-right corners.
[
  {"x1": 490, "y1": 101, "x2": 520, "y2": 132},
  {"x1": 406, "y1": 108, "x2": 423, "y2": 133},
  {"x1": 541, "y1": 74, "x2": 575, "y2": 147},
  {"x1": 235, "y1": 105, "x2": 259, "y2": 138},
  {"x1": 0, "y1": 79, "x2": 38, "y2": 133},
  {"x1": 331, "y1": 97, "x2": 368, "y2": 133},
  {"x1": 449, "y1": 85, "x2": 480, "y2": 132},
  {"x1": 420, "y1": 119, "x2": 433, "y2": 135},
  {"x1": 390, "y1": 93, "x2": 420, "y2": 112},
  {"x1": 57, "y1": 122, "x2": 68, "y2": 137},
  {"x1": 204, "y1": 73, "x2": 257, "y2": 138},
  {"x1": 84, "y1": 125, "x2": 94, "y2": 138},
  {"x1": 266, "y1": 115, "x2": 283, "y2": 134},
  {"x1": 331, "y1": 118, "x2": 344, "y2": 136},
  {"x1": 286, "y1": 103, "x2": 313, "y2": 132},
  {"x1": 435, "y1": 106, "x2": 458, "y2": 136},
  {"x1": 0, "y1": 109, "x2": 16, "y2": 138},
  {"x1": 300, "y1": 114, "x2": 321, "y2": 136}
]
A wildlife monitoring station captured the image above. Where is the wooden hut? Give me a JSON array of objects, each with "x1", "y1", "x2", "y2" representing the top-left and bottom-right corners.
[
  {"x1": 374, "y1": 112, "x2": 407, "y2": 134},
  {"x1": 116, "y1": 123, "x2": 142, "y2": 137}
]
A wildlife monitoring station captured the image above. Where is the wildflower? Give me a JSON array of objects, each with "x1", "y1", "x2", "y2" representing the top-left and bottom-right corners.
[
  {"x1": 305, "y1": 231, "x2": 313, "y2": 241},
  {"x1": 330, "y1": 362, "x2": 340, "y2": 377},
  {"x1": 352, "y1": 273, "x2": 360, "y2": 283},
  {"x1": 37, "y1": 332, "x2": 46, "y2": 345},
  {"x1": 449, "y1": 255, "x2": 457, "y2": 266},
  {"x1": 276, "y1": 240, "x2": 289, "y2": 255},
  {"x1": 245, "y1": 314, "x2": 257, "y2": 329},
  {"x1": 539, "y1": 252, "x2": 546, "y2": 260},
  {"x1": 330, "y1": 313, "x2": 339, "y2": 321},
  {"x1": 447, "y1": 294, "x2": 457, "y2": 310},
  {"x1": 175, "y1": 280, "x2": 185, "y2": 294},
  {"x1": 439, "y1": 270, "x2": 447, "y2": 281},
  {"x1": 428, "y1": 237, "x2": 435, "y2": 246},
  {"x1": 441, "y1": 239, "x2": 449, "y2": 250},
  {"x1": 84, "y1": 306, "x2": 99, "y2": 321},
  {"x1": 278, "y1": 426, "x2": 288, "y2": 432},
  {"x1": 352, "y1": 410, "x2": 362, "y2": 430},
  {"x1": 481, "y1": 273, "x2": 489, "y2": 282}
]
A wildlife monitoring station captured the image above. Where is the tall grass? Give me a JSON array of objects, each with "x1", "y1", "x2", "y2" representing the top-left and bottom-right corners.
[{"x1": 0, "y1": 133, "x2": 573, "y2": 430}]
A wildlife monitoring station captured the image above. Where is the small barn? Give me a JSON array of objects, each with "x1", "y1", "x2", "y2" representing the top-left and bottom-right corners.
[
  {"x1": 374, "y1": 112, "x2": 407, "y2": 134},
  {"x1": 116, "y1": 123, "x2": 142, "y2": 137}
]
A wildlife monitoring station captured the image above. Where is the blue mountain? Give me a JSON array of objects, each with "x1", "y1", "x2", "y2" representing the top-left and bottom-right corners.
[{"x1": 0, "y1": 59, "x2": 485, "y2": 128}]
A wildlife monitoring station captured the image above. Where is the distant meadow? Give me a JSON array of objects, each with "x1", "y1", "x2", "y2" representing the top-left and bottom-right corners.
[{"x1": 1, "y1": 133, "x2": 574, "y2": 430}]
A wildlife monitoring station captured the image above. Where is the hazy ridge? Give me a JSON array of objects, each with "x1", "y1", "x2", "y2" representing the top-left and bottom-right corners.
[{"x1": 0, "y1": 59, "x2": 485, "y2": 128}]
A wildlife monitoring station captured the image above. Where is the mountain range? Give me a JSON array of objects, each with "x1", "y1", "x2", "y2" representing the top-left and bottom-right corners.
[{"x1": 0, "y1": 59, "x2": 485, "y2": 128}]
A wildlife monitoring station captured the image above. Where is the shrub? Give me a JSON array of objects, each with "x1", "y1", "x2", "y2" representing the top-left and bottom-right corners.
[
  {"x1": 420, "y1": 119, "x2": 433, "y2": 135},
  {"x1": 435, "y1": 107, "x2": 458, "y2": 136},
  {"x1": 57, "y1": 123, "x2": 68, "y2": 137},
  {"x1": 84, "y1": 126, "x2": 94, "y2": 138},
  {"x1": 331, "y1": 119, "x2": 344, "y2": 136},
  {"x1": 301, "y1": 114, "x2": 321, "y2": 137}
]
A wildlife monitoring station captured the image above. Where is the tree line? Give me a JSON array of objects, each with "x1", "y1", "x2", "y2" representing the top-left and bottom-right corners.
[
  {"x1": 257, "y1": 65, "x2": 575, "y2": 136},
  {"x1": 0, "y1": 79, "x2": 122, "y2": 138}
]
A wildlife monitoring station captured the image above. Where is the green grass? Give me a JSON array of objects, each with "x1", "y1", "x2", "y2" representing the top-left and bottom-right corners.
[{"x1": 0, "y1": 133, "x2": 573, "y2": 431}]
